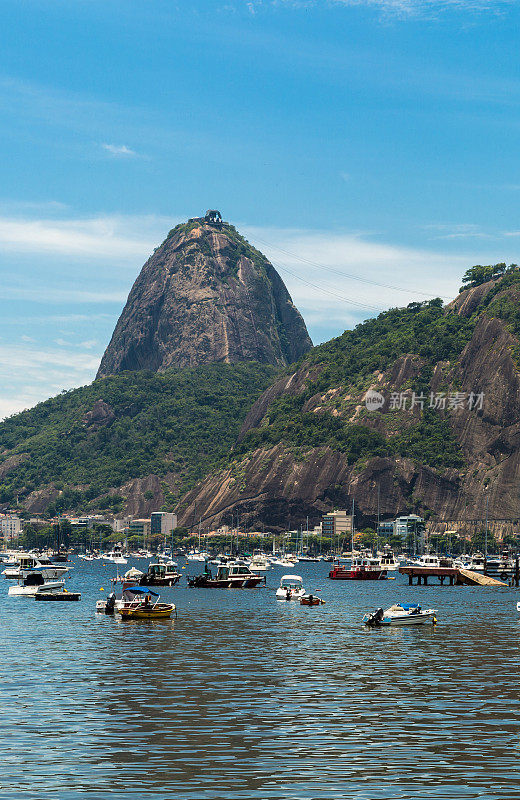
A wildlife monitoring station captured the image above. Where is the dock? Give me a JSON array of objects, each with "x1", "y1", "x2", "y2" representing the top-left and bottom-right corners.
[{"x1": 399, "y1": 566, "x2": 507, "y2": 587}]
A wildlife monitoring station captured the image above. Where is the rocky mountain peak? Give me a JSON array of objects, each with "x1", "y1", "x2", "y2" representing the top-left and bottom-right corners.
[{"x1": 97, "y1": 216, "x2": 312, "y2": 377}]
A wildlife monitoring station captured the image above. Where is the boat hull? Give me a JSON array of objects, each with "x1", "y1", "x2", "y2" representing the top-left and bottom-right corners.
[
  {"x1": 329, "y1": 568, "x2": 387, "y2": 580},
  {"x1": 380, "y1": 612, "x2": 436, "y2": 626},
  {"x1": 119, "y1": 604, "x2": 174, "y2": 619},
  {"x1": 188, "y1": 576, "x2": 264, "y2": 588},
  {"x1": 139, "y1": 574, "x2": 180, "y2": 587}
]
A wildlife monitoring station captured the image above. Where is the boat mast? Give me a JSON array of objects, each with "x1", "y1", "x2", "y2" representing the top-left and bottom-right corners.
[
  {"x1": 377, "y1": 483, "x2": 380, "y2": 555},
  {"x1": 351, "y1": 498, "x2": 355, "y2": 554}
]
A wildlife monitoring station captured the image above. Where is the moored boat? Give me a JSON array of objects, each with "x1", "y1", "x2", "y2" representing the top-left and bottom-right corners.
[
  {"x1": 188, "y1": 561, "x2": 264, "y2": 588},
  {"x1": 329, "y1": 556, "x2": 387, "y2": 580},
  {"x1": 364, "y1": 603, "x2": 438, "y2": 627},
  {"x1": 139, "y1": 561, "x2": 181, "y2": 586},
  {"x1": 275, "y1": 574, "x2": 306, "y2": 601},
  {"x1": 2, "y1": 552, "x2": 69, "y2": 580},
  {"x1": 118, "y1": 587, "x2": 175, "y2": 619},
  {"x1": 8, "y1": 569, "x2": 65, "y2": 596},
  {"x1": 300, "y1": 594, "x2": 325, "y2": 606}
]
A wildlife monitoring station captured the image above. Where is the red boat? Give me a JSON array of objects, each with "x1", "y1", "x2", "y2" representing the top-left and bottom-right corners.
[{"x1": 329, "y1": 556, "x2": 387, "y2": 580}]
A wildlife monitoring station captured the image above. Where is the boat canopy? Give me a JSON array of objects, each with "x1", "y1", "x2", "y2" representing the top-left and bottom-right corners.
[
  {"x1": 397, "y1": 603, "x2": 420, "y2": 610},
  {"x1": 280, "y1": 575, "x2": 303, "y2": 584},
  {"x1": 125, "y1": 586, "x2": 159, "y2": 596}
]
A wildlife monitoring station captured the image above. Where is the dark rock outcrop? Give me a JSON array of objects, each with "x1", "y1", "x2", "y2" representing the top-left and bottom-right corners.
[
  {"x1": 83, "y1": 400, "x2": 116, "y2": 430},
  {"x1": 97, "y1": 218, "x2": 312, "y2": 377},
  {"x1": 176, "y1": 277, "x2": 520, "y2": 533}
]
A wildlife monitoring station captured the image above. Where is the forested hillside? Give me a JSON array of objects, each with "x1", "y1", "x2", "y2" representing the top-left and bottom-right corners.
[{"x1": 0, "y1": 363, "x2": 276, "y2": 515}]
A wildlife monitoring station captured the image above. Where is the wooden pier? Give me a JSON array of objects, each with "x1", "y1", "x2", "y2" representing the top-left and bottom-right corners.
[{"x1": 399, "y1": 566, "x2": 507, "y2": 587}]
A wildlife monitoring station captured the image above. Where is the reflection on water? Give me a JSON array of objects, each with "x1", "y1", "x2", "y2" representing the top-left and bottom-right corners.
[{"x1": 1, "y1": 560, "x2": 520, "y2": 798}]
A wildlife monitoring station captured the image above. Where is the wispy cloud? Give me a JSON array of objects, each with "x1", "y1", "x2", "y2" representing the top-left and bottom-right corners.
[
  {"x1": 425, "y1": 223, "x2": 493, "y2": 240},
  {"x1": 242, "y1": 224, "x2": 474, "y2": 324},
  {"x1": 0, "y1": 213, "x2": 173, "y2": 258},
  {"x1": 275, "y1": 0, "x2": 516, "y2": 18},
  {"x1": 0, "y1": 343, "x2": 101, "y2": 419},
  {"x1": 0, "y1": 284, "x2": 127, "y2": 305},
  {"x1": 101, "y1": 143, "x2": 138, "y2": 157}
]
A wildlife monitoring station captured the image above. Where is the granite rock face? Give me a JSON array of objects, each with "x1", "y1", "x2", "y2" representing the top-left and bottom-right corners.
[
  {"x1": 177, "y1": 277, "x2": 520, "y2": 534},
  {"x1": 97, "y1": 219, "x2": 312, "y2": 377}
]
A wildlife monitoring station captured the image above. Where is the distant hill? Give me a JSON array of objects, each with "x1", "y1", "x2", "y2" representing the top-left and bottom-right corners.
[
  {"x1": 0, "y1": 363, "x2": 276, "y2": 517},
  {"x1": 178, "y1": 267, "x2": 520, "y2": 533},
  {"x1": 97, "y1": 216, "x2": 312, "y2": 377}
]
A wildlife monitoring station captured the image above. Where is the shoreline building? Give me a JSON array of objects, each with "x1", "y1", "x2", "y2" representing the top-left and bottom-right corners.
[
  {"x1": 0, "y1": 514, "x2": 22, "y2": 543},
  {"x1": 151, "y1": 512, "x2": 178, "y2": 538},
  {"x1": 322, "y1": 510, "x2": 353, "y2": 542}
]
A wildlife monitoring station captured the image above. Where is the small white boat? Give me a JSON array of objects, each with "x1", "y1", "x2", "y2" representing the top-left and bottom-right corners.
[
  {"x1": 186, "y1": 551, "x2": 209, "y2": 562},
  {"x1": 411, "y1": 554, "x2": 441, "y2": 568},
  {"x1": 379, "y1": 549, "x2": 400, "y2": 571},
  {"x1": 249, "y1": 555, "x2": 270, "y2": 572},
  {"x1": 272, "y1": 558, "x2": 294, "y2": 567},
  {"x1": 364, "y1": 603, "x2": 438, "y2": 627},
  {"x1": 276, "y1": 574, "x2": 306, "y2": 601},
  {"x1": 103, "y1": 546, "x2": 128, "y2": 565},
  {"x1": 8, "y1": 570, "x2": 65, "y2": 596}
]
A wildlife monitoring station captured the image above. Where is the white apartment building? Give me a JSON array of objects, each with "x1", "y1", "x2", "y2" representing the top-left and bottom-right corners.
[{"x1": 0, "y1": 514, "x2": 22, "y2": 542}]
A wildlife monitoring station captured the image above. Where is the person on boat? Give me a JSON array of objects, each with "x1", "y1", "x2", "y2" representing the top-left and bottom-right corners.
[{"x1": 143, "y1": 594, "x2": 152, "y2": 607}]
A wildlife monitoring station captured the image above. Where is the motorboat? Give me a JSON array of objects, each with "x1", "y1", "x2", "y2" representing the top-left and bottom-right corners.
[
  {"x1": 2, "y1": 552, "x2": 69, "y2": 580},
  {"x1": 379, "y1": 549, "x2": 399, "y2": 571},
  {"x1": 188, "y1": 561, "x2": 264, "y2": 588},
  {"x1": 186, "y1": 550, "x2": 209, "y2": 562},
  {"x1": 249, "y1": 554, "x2": 270, "y2": 572},
  {"x1": 272, "y1": 558, "x2": 294, "y2": 568},
  {"x1": 139, "y1": 561, "x2": 181, "y2": 587},
  {"x1": 411, "y1": 554, "x2": 441, "y2": 568},
  {"x1": 8, "y1": 569, "x2": 65, "y2": 596},
  {"x1": 276, "y1": 574, "x2": 306, "y2": 601},
  {"x1": 484, "y1": 553, "x2": 515, "y2": 581},
  {"x1": 364, "y1": 603, "x2": 438, "y2": 627},
  {"x1": 51, "y1": 548, "x2": 69, "y2": 563},
  {"x1": 103, "y1": 545, "x2": 128, "y2": 565},
  {"x1": 97, "y1": 585, "x2": 175, "y2": 618},
  {"x1": 300, "y1": 594, "x2": 325, "y2": 606},
  {"x1": 119, "y1": 587, "x2": 175, "y2": 619},
  {"x1": 469, "y1": 553, "x2": 485, "y2": 572},
  {"x1": 298, "y1": 555, "x2": 321, "y2": 562},
  {"x1": 329, "y1": 556, "x2": 387, "y2": 581}
]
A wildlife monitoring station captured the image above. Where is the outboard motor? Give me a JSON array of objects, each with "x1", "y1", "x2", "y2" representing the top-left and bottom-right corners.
[
  {"x1": 104, "y1": 592, "x2": 116, "y2": 615},
  {"x1": 365, "y1": 607, "x2": 384, "y2": 627}
]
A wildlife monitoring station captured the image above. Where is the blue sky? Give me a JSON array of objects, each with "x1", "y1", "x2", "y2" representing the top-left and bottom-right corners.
[{"x1": 0, "y1": 0, "x2": 519, "y2": 416}]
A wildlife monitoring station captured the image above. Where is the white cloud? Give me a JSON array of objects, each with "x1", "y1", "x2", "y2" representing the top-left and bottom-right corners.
[
  {"x1": 0, "y1": 213, "x2": 168, "y2": 258},
  {"x1": 242, "y1": 224, "x2": 473, "y2": 320},
  {"x1": 80, "y1": 339, "x2": 98, "y2": 350},
  {"x1": 101, "y1": 143, "x2": 138, "y2": 157},
  {"x1": 0, "y1": 343, "x2": 102, "y2": 420},
  {"x1": 0, "y1": 284, "x2": 127, "y2": 305}
]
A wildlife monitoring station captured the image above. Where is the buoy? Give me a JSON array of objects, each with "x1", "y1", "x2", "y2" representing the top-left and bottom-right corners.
[{"x1": 100, "y1": 587, "x2": 104, "y2": 591}]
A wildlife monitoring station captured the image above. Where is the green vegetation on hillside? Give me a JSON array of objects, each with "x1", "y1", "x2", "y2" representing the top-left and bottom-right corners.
[
  {"x1": 459, "y1": 262, "x2": 518, "y2": 291},
  {"x1": 0, "y1": 362, "x2": 276, "y2": 509},
  {"x1": 239, "y1": 299, "x2": 479, "y2": 470}
]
